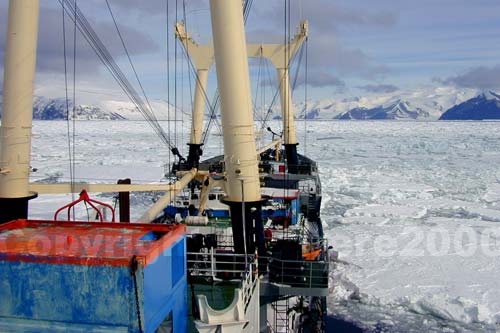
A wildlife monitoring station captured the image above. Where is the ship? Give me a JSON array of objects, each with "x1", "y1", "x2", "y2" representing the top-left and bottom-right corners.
[{"x1": 0, "y1": 1, "x2": 330, "y2": 332}]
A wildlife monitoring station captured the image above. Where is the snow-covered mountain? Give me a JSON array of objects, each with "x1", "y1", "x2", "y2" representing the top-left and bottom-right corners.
[
  {"x1": 0, "y1": 87, "x2": 481, "y2": 121},
  {"x1": 336, "y1": 100, "x2": 429, "y2": 120},
  {"x1": 439, "y1": 91, "x2": 500, "y2": 120},
  {"x1": 96, "y1": 100, "x2": 187, "y2": 121},
  {"x1": 297, "y1": 87, "x2": 478, "y2": 120},
  {"x1": 0, "y1": 96, "x2": 184, "y2": 121},
  {"x1": 296, "y1": 95, "x2": 389, "y2": 120},
  {"x1": 31, "y1": 97, "x2": 126, "y2": 120}
]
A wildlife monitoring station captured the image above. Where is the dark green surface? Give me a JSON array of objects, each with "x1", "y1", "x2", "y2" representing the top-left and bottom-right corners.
[{"x1": 187, "y1": 280, "x2": 239, "y2": 332}]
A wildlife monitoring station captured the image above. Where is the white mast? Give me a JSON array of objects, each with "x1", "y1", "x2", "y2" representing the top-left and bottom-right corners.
[
  {"x1": 209, "y1": 0, "x2": 263, "y2": 254},
  {"x1": 176, "y1": 20, "x2": 307, "y2": 172},
  {"x1": 0, "y1": 0, "x2": 39, "y2": 223},
  {"x1": 209, "y1": 0, "x2": 261, "y2": 203},
  {"x1": 247, "y1": 21, "x2": 308, "y2": 173},
  {"x1": 175, "y1": 23, "x2": 214, "y2": 168}
]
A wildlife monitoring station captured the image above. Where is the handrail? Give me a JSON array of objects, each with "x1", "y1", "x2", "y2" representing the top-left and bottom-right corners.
[
  {"x1": 187, "y1": 249, "x2": 258, "y2": 311},
  {"x1": 54, "y1": 190, "x2": 115, "y2": 222},
  {"x1": 266, "y1": 256, "x2": 329, "y2": 288},
  {"x1": 241, "y1": 261, "x2": 258, "y2": 311}
]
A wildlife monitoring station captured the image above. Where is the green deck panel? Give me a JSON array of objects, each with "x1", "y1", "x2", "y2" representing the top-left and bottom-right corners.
[{"x1": 187, "y1": 280, "x2": 239, "y2": 332}]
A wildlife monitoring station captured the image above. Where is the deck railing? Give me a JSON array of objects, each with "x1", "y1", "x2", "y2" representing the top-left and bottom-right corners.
[
  {"x1": 266, "y1": 256, "x2": 329, "y2": 288},
  {"x1": 187, "y1": 249, "x2": 258, "y2": 312}
]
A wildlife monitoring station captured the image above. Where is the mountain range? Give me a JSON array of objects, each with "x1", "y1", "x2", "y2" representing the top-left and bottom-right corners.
[
  {"x1": 439, "y1": 91, "x2": 500, "y2": 120},
  {"x1": 0, "y1": 88, "x2": 499, "y2": 121},
  {"x1": 336, "y1": 100, "x2": 429, "y2": 120},
  {"x1": 0, "y1": 94, "x2": 183, "y2": 121},
  {"x1": 294, "y1": 87, "x2": 478, "y2": 120}
]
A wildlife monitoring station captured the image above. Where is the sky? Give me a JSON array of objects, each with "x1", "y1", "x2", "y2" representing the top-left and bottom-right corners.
[{"x1": 1, "y1": 0, "x2": 500, "y2": 106}]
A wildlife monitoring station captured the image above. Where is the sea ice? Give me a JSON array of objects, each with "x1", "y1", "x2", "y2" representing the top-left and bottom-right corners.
[{"x1": 27, "y1": 120, "x2": 500, "y2": 332}]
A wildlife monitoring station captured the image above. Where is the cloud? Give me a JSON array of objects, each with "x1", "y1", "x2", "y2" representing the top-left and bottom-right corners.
[
  {"x1": 65, "y1": 0, "x2": 209, "y2": 20},
  {"x1": 438, "y1": 65, "x2": 500, "y2": 90},
  {"x1": 0, "y1": 0, "x2": 398, "y2": 99},
  {"x1": 292, "y1": 70, "x2": 345, "y2": 89},
  {"x1": 358, "y1": 84, "x2": 399, "y2": 93},
  {"x1": 247, "y1": 29, "x2": 283, "y2": 44},
  {"x1": 256, "y1": 65, "x2": 344, "y2": 89},
  {"x1": 255, "y1": 0, "x2": 398, "y2": 33},
  {"x1": 249, "y1": 0, "x2": 396, "y2": 82},
  {"x1": 307, "y1": 36, "x2": 390, "y2": 80},
  {"x1": 99, "y1": 0, "x2": 208, "y2": 15},
  {"x1": 302, "y1": 1, "x2": 398, "y2": 32},
  {"x1": 0, "y1": 2, "x2": 159, "y2": 76}
]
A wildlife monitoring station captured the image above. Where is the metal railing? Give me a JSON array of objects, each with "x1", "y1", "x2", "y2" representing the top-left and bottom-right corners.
[
  {"x1": 266, "y1": 256, "x2": 329, "y2": 288},
  {"x1": 187, "y1": 249, "x2": 258, "y2": 311},
  {"x1": 188, "y1": 250, "x2": 252, "y2": 278},
  {"x1": 241, "y1": 260, "x2": 258, "y2": 311}
]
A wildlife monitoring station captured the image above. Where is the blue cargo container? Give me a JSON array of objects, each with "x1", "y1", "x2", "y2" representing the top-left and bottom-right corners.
[{"x1": 0, "y1": 220, "x2": 187, "y2": 333}]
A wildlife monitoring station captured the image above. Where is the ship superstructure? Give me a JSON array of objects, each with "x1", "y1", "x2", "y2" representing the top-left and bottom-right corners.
[{"x1": 0, "y1": 1, "x2": 330, "y2": 332}]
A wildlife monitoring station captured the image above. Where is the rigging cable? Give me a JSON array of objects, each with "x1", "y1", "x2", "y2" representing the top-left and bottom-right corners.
[
  {"x1": 258, "y1": 46, "x2": 302, "y2": 137},
  {"x1": 61, "y1": 0, "x2": 76, "y2": 206},
  {"x1": 286, "y1": 0, "x2": 289, "y2": 231},
  {"x1": 167, "y1": 0, "x2": 255, "y2": 148},
  {"x1": 175, "y1": 0, "x2": 179, "y2": 152},
  {"x1": 263, "y1": 58, "x2": 282, "y2": 133},
  {"x1": 257, "y1": 0, "x2": 306, "y2": 136},
  {"x1": 200, "y1": 90, "x2": 221, "y2": 146},
  {"x1": 182, "y1": 0, "x2": 192, "y2": 158},
  {"x1": 253, "y1": 56, "x2": 264, "y2": 122},
  {"x1": 258, "y1": 35, "x2": 306, "y2": 137},
  {"x1": 260, "y1": 57, "x2": 267, "y2": 127},
  {"x1": 175, "y1": 12, "x2": 220, "y2": 147},
  {"x1": 291, "y1": 43, "x2": 305, "y2": 92},
  {"x1": 181, "y1": 2, "x2": 186, "y2": 159},
  {"x1": 59, "y1": 0, "x2": 181, "y2": 158},
  {"x1": 60, "y1": 0, "x2": 160, "y2": 135},
  {"x1": 304, "y1": 38, "x2": 308, "y2": 156},
  {"x1": 105, "y1": 0, "x2": 157, "y2": 132},
  {"x1": 166, "y1": 0, "x2": 172, "y2": 173},
  {"x1": 284, "y1": 0, "x2": 291, "y2": 240},
  {"x1": 259, "y1": 41, "x2": 304, "y2": 137},
  {"x1": 287, "y1": 0, "x2": 292, "y2": 141},
  {"x1": 72, "y1": 0, "x2": 77, "y2": 197},
  {"x1": 177, "y1": 44, "x2": 218, "y2": 144},
  {"x1": 173, "y1": 0, "x2": 213, "y2": 145}
]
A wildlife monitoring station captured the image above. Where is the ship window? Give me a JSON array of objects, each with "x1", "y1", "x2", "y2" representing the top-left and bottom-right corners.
[
  {"x1": 191, "y1": 193, "x2": 199, "y2": 200},
  {"x1": 208, "y1": 194, "x2": 216, "y2": 200},
  {"x1": 155, "y1": 311, "x2": 173, "y2": 333}
]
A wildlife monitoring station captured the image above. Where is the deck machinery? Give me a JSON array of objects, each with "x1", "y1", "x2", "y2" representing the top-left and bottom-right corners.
[{"x1": 167, "y1": 147, "x2": 329, "y2": 332}]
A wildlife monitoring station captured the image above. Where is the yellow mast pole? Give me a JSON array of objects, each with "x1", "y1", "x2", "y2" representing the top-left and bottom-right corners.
[
  {"x1": 209, "y1": 0, "x2": 263, "y2": 254},
  {"x1": 0, "y1": 0, "x2": 40, "y2": 223},
  {"x1": 175, "y1": 23, "x2": 214, "y2": 168}
]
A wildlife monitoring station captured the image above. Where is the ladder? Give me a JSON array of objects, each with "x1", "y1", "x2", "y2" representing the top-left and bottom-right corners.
[{"x1": 273, "y1": 298, "x2": 290, "y2": 332}]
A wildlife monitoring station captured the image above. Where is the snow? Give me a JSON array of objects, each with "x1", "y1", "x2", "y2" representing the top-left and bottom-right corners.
[
  {"x1": 97, "y1": 99, "x2": 187, "y2": 120},
  {"x1": 27, "y1": 120, "x2": 500, "y2": 332},
  {"x1": 296, "y1": 87, "x2": 479, "y2": 120},
  {"x1": 3, "y1": 86, "x2": 482, "y2": 121},
  {"x1": 482, "y1": 91, "x2": 500, "y2": 102},
  {"x1": 315, "y1": 121, "x2": 500, "y2": 332}
]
